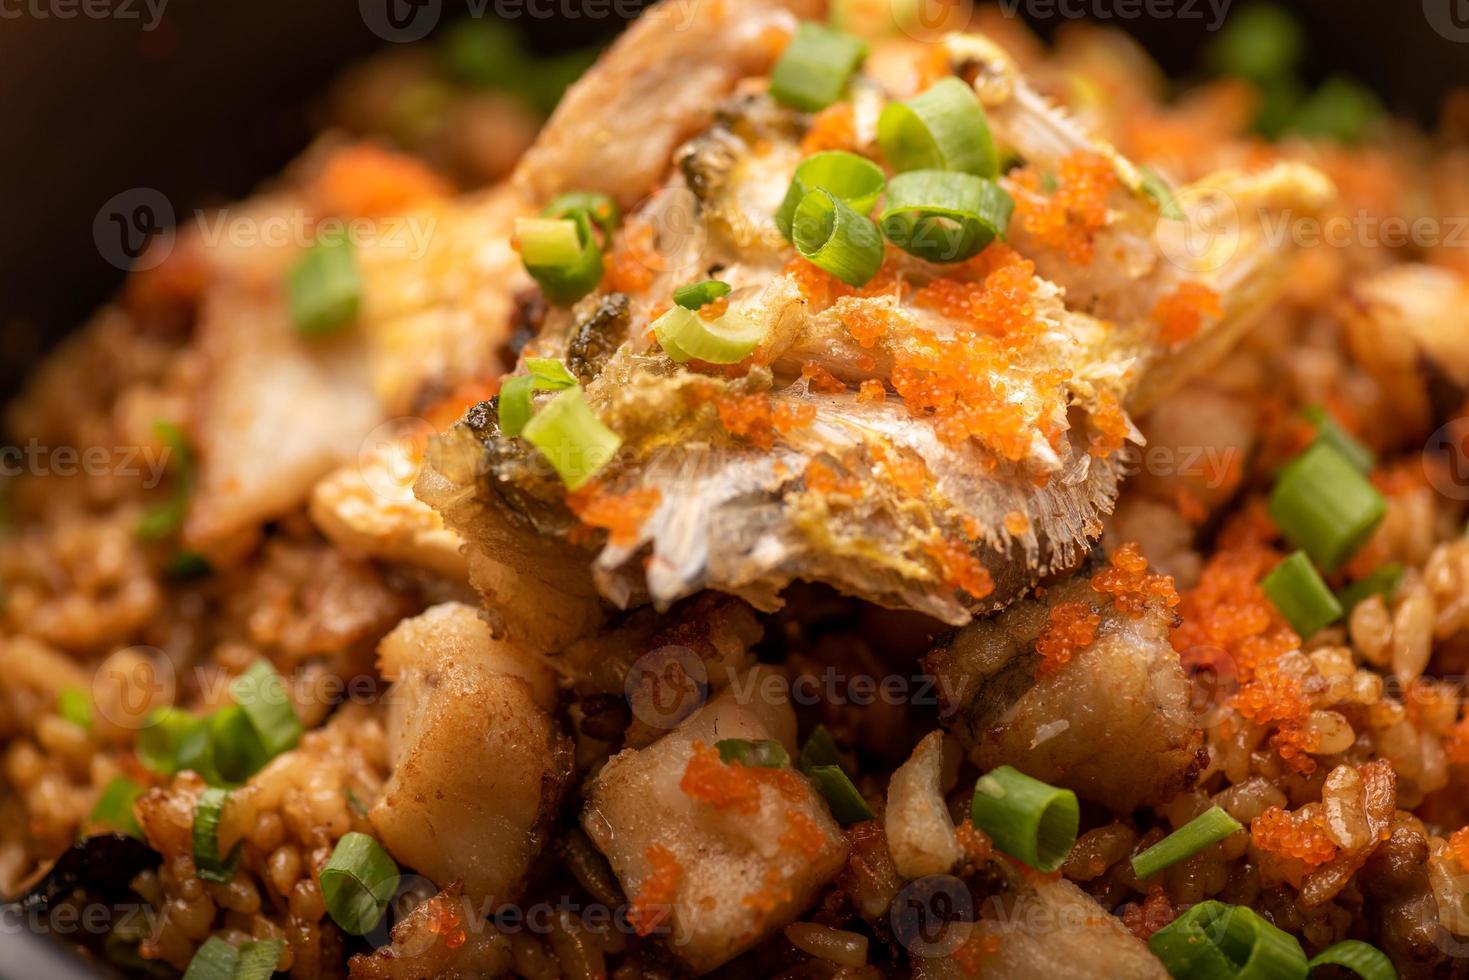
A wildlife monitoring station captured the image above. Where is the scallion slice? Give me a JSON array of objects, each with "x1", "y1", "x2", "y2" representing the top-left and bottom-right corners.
[
  {"x1": 715, "y1": 738, "x2": 791, "y2": 769},
  {"x1": 1268, "y1": 442, "x2": 1386, "y2": 572},
  {"x1": 321, "y1": 832, "x2": 400, "y2": 936},
  {"x1": 770, "y1": 23, "x2": 869, "y2": 112},
  {"x1": 1262, "y1": 550, "x2": 1344, "y2": 639},
  {"x1": 1149, "y1": 901, "x2": 1308, "y2": 980},
  {"x1": 1139, "y1": 165, "x2": 1186, "y2": 221},
  {"x1": 520, "y1": 386, "x2": 622, "y2": 489},
  {"x1": 798, "y1": 724, "x2": 843, "y2": 771},
  {"x1": 1292, "y1": 75, "x2": 1381, "y2": 144},
  {"x1": 1338, "y1": 562, "x2": 1404, "y2": 613},
  {"x1": 791, "y1": 189, "x2": 885, "y2": 288},
  {"x1": 673, "y1": 279, "x2": 732, "y2": 310},
  {"x1": 499, "y1": 356, "x2": 579, "y2": 438},
  {"x1": 1303, "y1": 406, "x2": 1374, "y2": 473},
  {"x1": 137, "y1": 420, "x2": 194, "y2": 542},
  {"x1": 57, "y1": 686, "x2": 91, "y2": 730},
  {"x1": 137, "y1": 707, "x2": 202, "y2": 776},
  {"x1": 878, "y1": 77, "x2": 998, "y2": 177},
  {"x1": 235, "y1": 939, "x2": 286, "y2": 980},
  {"x1": 969, "y1": 765, "x2": 1079, "y2": 872},
  {"x1": 775, "y1": 151, "x2": 887, "y2": 241},
  {"x1": 182, "y1": 937, "x2": 241, "y2": 980},
  {"x1": 652, "y1": 305, "x2": 765, "y2": 365},
  {"x1": 192, "y1": 787, "x2": 237, "y2": 884},
  {"x1": 208, "y1": 704, "x2": 272, "y2": 785},
  {"x1": 231, "y1": 661, "x2": 302, "y2": 759},
  {"x1": 517, "y1": 213, "x2": 604, "y2": 306},
  {"x1": 1308, "y1": 940, "x2": 1397, "y2": 980},
  {"x1": 807, "y1": 765, "x2": 874, "y2": 825},
  {"x1": 90, "y1": 776, "x2": 143, "y2": 838},
  {"x1": 543, "y1": 191, "x2": 621, "y2": 244},
  {"x1": 878, "y1": 170, "x2": 1013, "y2": 263},
  {"x1": 1131, "y1": 806, "x2": 1243, "y2": 880},
  {"x1": 288, "y1": 234, "x2": 361, "y2": 337}
]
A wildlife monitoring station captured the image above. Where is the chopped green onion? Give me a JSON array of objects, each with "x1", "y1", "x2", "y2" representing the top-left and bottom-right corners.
[
  {"x1": 770, "y1": 23, "x2": 869, "y2": 112},
  {"x1": 439, "y1": 17, "x2": 527, "y2": 89},
  {"x1": 798, "y1": 724, "x2": 843, "y2": 771},
  {"x1": 231, "y1": 661, "x2": 303, "y2": 759},
  {"x1": 673, "y1": 280, "x2": 732, "y2": 310},
  {"x1": 137, "y1": 421, "x2": 194, "y2": 542},
  {"x1": 517, "y1": 213, "x2": 604, "y2": 306},
  {"x1": 652, "y1": 305, "x2": 765, "y2": 365},
  {"x1": 1263, "y1": 551, "x2": 1344, "y2": 639},
  {"x1": 1131, "y1": 806, "x2": 1243, "y2": 880},
  {"x1": 1338, "y1": 563, "x2": 1404, "y2": 613},
  {"x1": 1268, "y1": 442, "x2": 1386, "y2": 573},
  {"x1": 192, "y1": 787, "x2": 237, "y2": 884},
  {"x1": 543, "y1": 191, "x2": 621, "y2": 244},
  {"x1": 1304, "y1": 406, "x2": 1374, "y2": 473},
  {"x1": 166, "y1": 551, "x2": 213, "y2": 580},
  {"x1": 1149, "y1": 901, "x2": 1308, "y2": 980},
  {"x1": 1139, "y1": 165, "x2": 1186, "y2": 221},
  {"x1": 878, "y1": 170, "x2": 1013, "y2": 263},
  {"x1": 208, "y1": 705, "x2": 271, "y2": 785},
  {"x1": 715, "y1": 738, "x2": 791, "y2": 769},
  {"x1": 499, "y1": 357, "x2": 580, "y2": 438},
  {"x1": 1206, "y1": 2, "x2": 1304, "y2": 82},
  {"x1": 321, "y1": 832, "x2": 400, "y2": 936},
  {"x1": 288, "y1": 234, "x2": 361, "y2": 337},
  {"x1": 520, "y1": 387, "x2": 622, "y2": 490},
  {"x1": 1308, "y1": 940, "x2": 1397, "y2": 980},
  {"x1": 807, "y1": 765, "x2": 874, "y2": 825},
  {"x1": 234, "y1": 939, "x2": 285, "y2": 980},
  {"x1": 182, "y1": 937, "x2": 241, "y2": 980},
  {"x1": 791, "y1": 189, "x2": 885, "y2": 288},
  {"x1": 969, "y1": 765, "x2": 1079, "y2": 873},
  {"x1": 1291, "y1": 75, "x2": 1381, "y2": 144},
  {"x1": 137, "y1": 707, "x2": 202, "y2": 776},
  {"x1": 775, "y1": 151, "x2": 887, "y2": 241},
  {"x1": 90, "y1": 776, "x2": 143, "y2": 837},
  {"x1": 878, "y1": 77, "x2": 998, "y2": 177},
  {"x1": 57, "y1": 686, "x2": 91, "y2": 730}
]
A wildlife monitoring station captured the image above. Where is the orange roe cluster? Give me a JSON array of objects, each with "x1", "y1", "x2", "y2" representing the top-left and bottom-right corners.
[
  {"x1": 801, "y1": 362, "x2": 848, "y2": 393},
  {"x1": 955, "y1": 823, "x2": 994, "y2": 868},
  {"x1": 680, "y1": 742, "x2": 765, "y2": 813},
  {"x1": 1151, "y1": 282, "x2": 1223, "y2": 346},
  {"x1": 424, "y1": 892, "x2": 467, "y2": 949},
  {"x1": 1034, "y1": 601, "x2": 1101, "y2": 674},
  {"x1": 804, "y1": 459, "x2": 861, "y2": 496},
  {"x1": 857, "y1": 379, "x2": 887, "y2": 403},
  {"x1": 801, "y1": 103, "x2": 857, "y2": 155},
  {"x1": 1011, "y1": 151, "x2": 1119, "y2": 264},
  {"x1": 1449, "y1": 827, "x2": 1469, "y2": 871},
  {"x1": 1444, "y1": 718, "x2": 1469, "y2": 766},
  {"x1": 924, "y1": 537, "x2": 995, "y2": 601},
  {"x1": 715, "y1": 394, "x2": 817, "y2": 449},
  {"x1": 1250, "y1": 806, "x2": 1339, "y2": 873},
  {"x1": 603, "y1": 221, "x2": 661, "y2": 295},
  {"x1": 1003, "y1": 511, "x2": 1031, "y2": 536},
  {"x1": 869, "y1": 440, "x2": 930, "y2": 498},
  {"x1": 779, "y1": 810, "x2": 829, "y2": 857},
  {"x1": 566, "y1": 484, "x2": 662, "y2": 548},
  {"x1": 785, "y1": 256, "x2": 904, "y2": 314},
  {"x1": 911, "y1": 244, "x2": 1041, "y2": 345},
  {"x1": 742, "y1": 868, "x2": 796, "y2": 914},
  {"x1": 1090, "y1": 542, "x2": 1179, "y2": 616},
  {"x1": 629, "y1": 844, "x2": 682, "y2": 936},
  {"x1": 312, "y1": 144, "x2": 449, "y2": 217},
  {"x1": 1121, "y1": 888, "x2": 1176, "y2": 940},
  {"x1": 1088, "y1": 389, "x2": 1131, "y2": 458}
]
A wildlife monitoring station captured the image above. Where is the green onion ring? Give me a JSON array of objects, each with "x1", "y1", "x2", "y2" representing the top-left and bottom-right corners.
[
  {"x1": 969, "y1": 765, "x2": 1079, "y2": 872},
  {"x1": 878, "y1": 77, "x2": 999, "y2": 177},
  {"x1": 879, "y1": 170, "x2": 1014, "y2": 263},
  {"x1": 791, "y1": 188, "x2": 885, "y2": 288},
  {"x1": 775, "y1": 151, "x2": 887, "y2": 242}
]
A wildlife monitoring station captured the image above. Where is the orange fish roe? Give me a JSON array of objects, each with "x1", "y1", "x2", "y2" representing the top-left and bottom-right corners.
[
  {"x1": 1444, "y1": 718, "x2": 1469, "y2": 766},
  {"x1": 801, "y1": 362, "x2": 848, "y2": 393},
  {"x1": 1151, "y1": 282, "x2": 1224, "y2": 346},
  {"x1": 696, "y1": 296, "x2": 731, "y2": 321},
  {"x1": 924, "y1": 537, "x2": 995, "y2": 601},
  {"x1": 1088, "y1": 389, "x2": 1131, "y2": 458},
  {"x1": 801, "y1": 103, "x2": 857, "y2": 155},
  {"x1": 1003, "y1": 510, "x2": 1031, "y2": 536},
  {"x1": 680, "y1": 742, "x2": 764, "y2": 814},
  {"x1": 566, "y1": 484, "x2": 662, "y2": 548},
  {"x1": 1250, "y1": 806, "x2": 1339, "y2": 874},
  {"x1": 716, "y1": 394, "x2": 817, "y2": 449},
  {"x1": 949, "y1": 933, "x2": 1002, "y2": 976},
  {"x1": 742, "y1": 868, "x2": 795, "y2": 914},
  {"x1": 911, "y1": 244, "x2": 1040, "y2": 344},
  {"x1": 1449, "y1": 827, "x2": 1469, "y2": 871},
  {"x1": 804, "y1": 459, "x2": 861, "y2": 496},
  {"x1": 1268, "y1": 721, "x2": 1321, "y2": 775},
  {"x1": 1011, "y1": 151, "x2": 1119, "y2": 264},
  {"x1": 312, "y1": 144, "x2": 449, "y2": 217},
  {"x1": 869, "y1": 440, "x2": 930, "y2": 498},
  {"x1": 1034, "y1": 601, "x2": 1101, "y2": 674},
  {"x1": 629, "y1": 844, "x2": 682, "y2": 936},
  {"x1": 424, "y1": 892, "x2": 467, "y2": 949},
  {"x1": 785, "y1": 256, "x2": 904, "y2": 314},
  {"x1": 1090, "y1": 542, "x2": 1179, "y2": 616},
  {"x1": 1121, "y1": 888, "x2": 1176, "y2": 940},
  {"x1": 955, "y1": 823, "x2": 994, "y2": 868},
  {"x1": 842, "y1": 304, "x2": 901, "y2": 349},
  {"x1": 603, "y1": 221, "x2": 661, "y2": 295},
  {"x1": 779, "y1": 810, "x2": 828, "y2": 858}
]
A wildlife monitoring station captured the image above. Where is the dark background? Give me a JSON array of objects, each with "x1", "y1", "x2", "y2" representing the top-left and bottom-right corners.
[{"x1": 0, "y1": 0, "x2": 1462, "y2": 392}]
